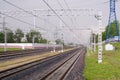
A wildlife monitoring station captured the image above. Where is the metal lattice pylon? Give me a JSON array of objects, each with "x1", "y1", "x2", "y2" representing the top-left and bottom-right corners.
[{"x1": 106, "y1": 0, "x2": 119, "y2": 41}]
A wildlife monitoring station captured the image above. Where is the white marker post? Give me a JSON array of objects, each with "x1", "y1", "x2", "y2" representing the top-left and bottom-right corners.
[
  {"x1": 98, "y1": 11, "x2": 102, "y2": 63},
  {"x1": 90, "y1": 30, "x2": 93, "y2": 53},
  {"x1": 93, "y1": 33, "x2": 96, "y2": 52}
]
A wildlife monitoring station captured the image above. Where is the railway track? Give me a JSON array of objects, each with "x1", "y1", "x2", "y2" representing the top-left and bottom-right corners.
[
  {"x1": 0, "y1": 47, "x2": 86, "y2": 80},
  {"x1": 43, "y1": 49, "x2": 83, "y2": 80},
  {"x1": 40, "y1": 48, "x2": 86, "y2": 80},
  {"x1": 0, "y1": 48, "x2": 60, "y2": 61}
]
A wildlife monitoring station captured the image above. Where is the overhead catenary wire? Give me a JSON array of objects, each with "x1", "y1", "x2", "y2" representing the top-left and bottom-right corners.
[
  {"x1": 0, "y1": 12, "x2": 47, "y2": 31},
  {"x1": 2, "y1": 0, "x2": 58, "y2": 28},
  {"x1": 5, "y1": 22, "x2": 33, "y2": 33},
  {"x1": 42, "y1": 0, "x2": 69, "y2": 28},
  {"x1": 56, "y1": 0, "x2": 84, "y2": 40},
  {"x1": 0, "y1": 0, "x2": 10, "y2": 10},
  {"x1": 103, "y1": 0, "x2": 119, "y2": 4},
  {"x1": 63, "y1": 0, "x2": 81, "y2": 27},
  {"x1": 1, "y1": 0, "x2": 92, "y2": 43},
  {"x1": 42, "y1": 0, "x2": 82, "y2": 42},
  {"x1": 63, "y1": 0, "x2": 98, "y2": 45},
  {"x1": 56, "y1": 0, "x2": 77, "y2": 27}
]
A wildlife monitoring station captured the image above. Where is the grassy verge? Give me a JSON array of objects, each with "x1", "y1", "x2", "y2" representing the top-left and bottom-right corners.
[
  {"x1": 84, "y1": 42, "x2": 120, "y2": 80},
  {"x1": 0, "y1": 48, "x2": 22, "y2": 52}
]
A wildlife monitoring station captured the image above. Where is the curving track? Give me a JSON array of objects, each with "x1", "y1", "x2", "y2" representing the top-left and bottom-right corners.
[{"x1": 0, "y1": 47, "x2": 86, "y2": 80}]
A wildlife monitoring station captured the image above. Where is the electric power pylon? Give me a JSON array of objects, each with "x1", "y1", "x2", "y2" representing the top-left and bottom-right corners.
[{"x1": 106, "y1": 0, "x2": 119, "y2": 42}]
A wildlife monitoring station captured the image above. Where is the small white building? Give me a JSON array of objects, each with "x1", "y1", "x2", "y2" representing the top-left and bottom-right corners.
[{"x1": 105, "y1": 43, "x2": 114, "y2": 51}]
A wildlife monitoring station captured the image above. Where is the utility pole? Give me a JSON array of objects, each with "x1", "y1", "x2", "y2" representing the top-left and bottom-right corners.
[
  {"x1": 46, "y1": 9, "x2": 49, "y2": 49},
  {"x1": 33, "y1": 9, "x2": 36, "y2": 30},
  {"x1": 59, "y1": 10, "x2": 64, "y2": 52},
  {"x1": 61, "y1": 33, "x2": 64, "y2": 52},
  {"x1": 53, "y1": 32, "x2": 56, "y2": 52},
  {"x1": 2, "y1": 16, "x2": 7, "y2": 52},
  {"x1": 32, "y1": 9, "x2": 36, "y2": 49},
  {"x1": 32, "y1": 36, "x2": 35, "y2": 49},
  {"x1": 106, "y1": 0, "x2": 119, "y2": 42}
]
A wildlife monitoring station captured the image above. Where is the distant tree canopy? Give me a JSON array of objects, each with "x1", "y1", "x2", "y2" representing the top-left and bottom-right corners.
[
  {"x1": 55, "y1": 39, "x2": 63, "y2": 44},
  {"x1": 6, "y1": 28, "x2": 15, "y2": 43},
  {"x1": 26, "y1": 29, "x2": 41, "y2": 43},
  {"x1": 0, "y1": 31, "x2": 4, "y2": 43},
  {"x1": 39, "y1": 38, "x2": 47, "y2": 43},
  {"x1": 0, "y1": 28, "x2": 49, "y2": 43},
  {"x1": 0, "y1": 28, "x2": 15, "y2": 43},
  {"x1": 14, "y1": 29, "x2": 24, "y2": 43}
]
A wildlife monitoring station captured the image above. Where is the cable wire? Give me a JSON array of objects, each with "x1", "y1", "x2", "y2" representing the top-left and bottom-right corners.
[
  {"x1": 56, "y1": 0, "x2": 76, "y2": 26},
  {"x1": 42, "y1": 0, "x2": 81, "y2": 42},
  {"x1": 2, "y1": 0, "x2": 58, "y2": 28},
  {"x1": 63, "y1": 0, "x2": 81, "y2": 27},
  {"x1": 0, "y1": 12, "x2": 47, "y2": 31},
  {"x1": 42, "y1": 0, "x2": 69, "y2": 28}
]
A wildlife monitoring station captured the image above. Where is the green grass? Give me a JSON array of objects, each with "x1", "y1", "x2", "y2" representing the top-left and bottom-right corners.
[
  {"x1": 0, "y1": 48, "x2": 22, "y2": 52},
  {"x1": 84, "y1": 42, "x2": 120, "y2": 80}
]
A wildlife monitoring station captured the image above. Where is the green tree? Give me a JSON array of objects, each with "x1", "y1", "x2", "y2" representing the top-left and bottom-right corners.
[
  {"x1": 14, "y1": 29, "x2": 24, "y2": 43},
  {"x1": 39, "y1": 38, "x2": 47, "y2": 43},
  {"x1": 0, "y1": 28, "x2": 15, "y2": 43},
  {"x1": 26, "y1": 30, "x2": 41, "y2": 43},
  {"x1": 0, "y1": 31, "x2": 4, "y2": 43},
  {"x1": 102, "y1": 31, "x2": 106, "y2": 41},
  {"x1": 106, "y1": 20, "x2": 119, "y2": 38},
  {"x1": 6, "y1": 28, "x2": 15, "y2": 43},
  {"x1": 55, "y1": 39, "x2": 63, "y2": 44}
]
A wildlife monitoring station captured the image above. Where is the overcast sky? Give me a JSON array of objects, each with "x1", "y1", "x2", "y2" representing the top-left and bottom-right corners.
[{"x1": 0, "y1": 0, "x2": 120, "y2": 45}]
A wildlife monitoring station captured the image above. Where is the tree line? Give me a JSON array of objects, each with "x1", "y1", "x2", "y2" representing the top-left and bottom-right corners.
[
  {"x1": 0, "y1": 28, "x2": 64, "y2": 44},
  {"x1": 0, "y1": 28, "x2": 47, "y2": 43}
]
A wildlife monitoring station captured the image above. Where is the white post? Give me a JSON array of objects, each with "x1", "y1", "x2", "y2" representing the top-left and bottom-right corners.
[
  {"x1": 33, "y1": 10, "x2": 36, "y2": 49},
  {"x1": 61, "y1": 33, "x2": 64, "y2": 52},
  {"x1": 60, "y1": 10, "x2": 64, "y2": 52},
  {"x1": 53, "y1": 32, "x2": 56, "y2": 52},
  {"x1": 33, "y1": 10, "x2": 36, "y2": 30},
  {"x1": 98, "y1": 11, "x2": 102, "y2": 63},
  {"x1": 2, "y1": 16, "x2": 7, "y2": 52},
  {"x1": 46, "y1": 9, "x2": 49, "y2": 49},
  {"x1": 32, "y1": 36, "x2": 35, "y2": 49},
  {"x1": 90, "y1": 30, "x2": 93, "y2": 53},
  {"x1": 46, "y1": 32, "x2": 49, "y2": 49},
  {"x1": 94, "y1": 34, "x2": 96, "y2": 52}
]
